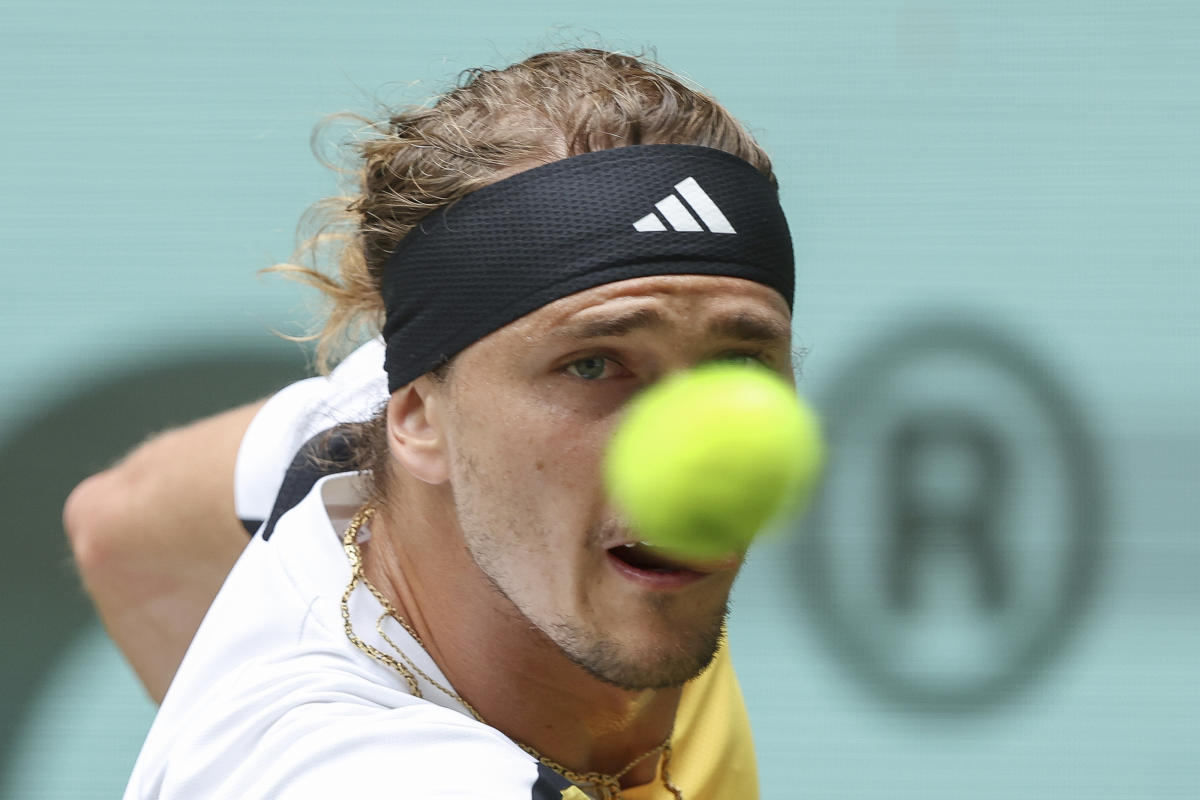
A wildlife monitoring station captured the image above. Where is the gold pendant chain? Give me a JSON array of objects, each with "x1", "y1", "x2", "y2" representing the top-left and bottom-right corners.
[{"x1": 340, "y1": 506, "x2": 684, "y2": 800}]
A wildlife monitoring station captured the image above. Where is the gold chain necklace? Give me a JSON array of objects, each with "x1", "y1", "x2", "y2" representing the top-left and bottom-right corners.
[{"x1": 340, "y1": 506, "x2": 685, "y2": 800}]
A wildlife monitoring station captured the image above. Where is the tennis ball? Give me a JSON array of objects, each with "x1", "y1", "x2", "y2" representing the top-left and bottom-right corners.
[{"x1": 604, "y1": 363, "x2": 824, "y2": 560}]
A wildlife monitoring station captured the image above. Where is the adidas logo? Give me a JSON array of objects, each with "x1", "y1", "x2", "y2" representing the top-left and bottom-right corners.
[{"x1": 632, "y1": 177, "x2": 736, "y2": 234}]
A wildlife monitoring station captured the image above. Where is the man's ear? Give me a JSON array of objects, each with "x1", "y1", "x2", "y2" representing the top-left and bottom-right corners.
[{"x1": 385, "y1": 377, "x2": 450, "y2": 485}]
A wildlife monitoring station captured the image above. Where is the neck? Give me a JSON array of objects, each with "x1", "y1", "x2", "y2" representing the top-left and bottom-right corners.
[{"x1": 361, "y1": 498, "x2": 680, "y2": 789}]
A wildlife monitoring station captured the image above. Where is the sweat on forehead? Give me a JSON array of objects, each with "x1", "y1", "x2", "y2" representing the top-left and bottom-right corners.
[{"x1": 380, "y1": 144, "x2": 795, "y2": 393}]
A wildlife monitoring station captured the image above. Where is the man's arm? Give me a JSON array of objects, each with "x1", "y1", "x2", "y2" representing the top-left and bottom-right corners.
[{"x1": 63, "y1": 400, "x2": 265, "y2": 702}]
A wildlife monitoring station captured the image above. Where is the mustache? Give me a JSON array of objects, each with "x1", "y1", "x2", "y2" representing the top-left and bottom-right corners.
[{"x1": 586, "y1": 514, "x2": 634, "y2": 549}]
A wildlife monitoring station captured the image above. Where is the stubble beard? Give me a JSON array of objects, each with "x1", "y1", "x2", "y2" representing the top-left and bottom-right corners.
[{"x1": 542, "y1": 594, "x2": 730, "y2": 691}]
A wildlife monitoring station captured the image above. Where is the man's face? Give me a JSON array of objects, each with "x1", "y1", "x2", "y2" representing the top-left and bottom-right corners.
[{"x1": 434, "y1": 274, "x2": 793, "y2": 690}]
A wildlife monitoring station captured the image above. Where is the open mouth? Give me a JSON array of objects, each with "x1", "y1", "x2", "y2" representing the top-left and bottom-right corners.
[
  {"x1": 607, "y1": 542, "x2": 700, "y2": 574},
  {"x1": 604, "y1": 541, "x2": 733, "y2": 590},
  {"x1": 604, "y1": 542, "x2": 724, "y2": 578}
]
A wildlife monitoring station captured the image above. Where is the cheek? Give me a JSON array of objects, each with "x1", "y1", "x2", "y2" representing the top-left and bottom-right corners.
[
  {"x1": 508, "y1": 423, "x2": 604, "y2": 502},
  {"x1": 450, "y1": 400, "x2": 612, "y2": 524}
]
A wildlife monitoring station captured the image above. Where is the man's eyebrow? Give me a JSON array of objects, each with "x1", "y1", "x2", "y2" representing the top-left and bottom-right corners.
[
  {"x1": 554, "y1": 307, "x2": 791, "y2": 344},
  {"x1": 556, "y1": 307, "x2": 668, "y2": 339},
  {"x1": 707, "y1": 312, "x2": 792, "y2": 345}
]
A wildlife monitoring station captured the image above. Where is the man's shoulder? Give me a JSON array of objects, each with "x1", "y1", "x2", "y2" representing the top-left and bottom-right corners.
[
  {"x1": 127, "y1": 470, "x2": 548, "y2": 798},
  {"x1": 132, "y1": 651, "x2": 546, "y2": 799},
  {"x1": 159, "y1": 473, "x2": 368, "y2": 718},
  {"x1": 234, "y1": 338, "x2": 387, "y2": 526}
]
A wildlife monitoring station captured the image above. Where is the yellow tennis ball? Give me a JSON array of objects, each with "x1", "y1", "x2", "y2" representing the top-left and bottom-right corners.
[{"x1": 605, "y1": 363, "x2": 824, "y2": 559}]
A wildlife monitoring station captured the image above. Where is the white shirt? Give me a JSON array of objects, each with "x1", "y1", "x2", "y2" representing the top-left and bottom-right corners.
[{"x1": 124, "y1": 472, "x2": 572, "y2": 799}]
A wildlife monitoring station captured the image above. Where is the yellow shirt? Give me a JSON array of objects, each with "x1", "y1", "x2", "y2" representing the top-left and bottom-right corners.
[{"x1": 562, "y1": 641, "x2": 758, "y2": 800}]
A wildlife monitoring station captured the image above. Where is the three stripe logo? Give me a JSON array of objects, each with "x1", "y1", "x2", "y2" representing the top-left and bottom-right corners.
[{"x1": 632, "y1": 177, "x2": 736, "y2": 234}]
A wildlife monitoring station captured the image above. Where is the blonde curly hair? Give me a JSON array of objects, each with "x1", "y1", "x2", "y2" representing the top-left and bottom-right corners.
[{"x1": 273, "y1": 48, "x2": 775, "y2": 373}]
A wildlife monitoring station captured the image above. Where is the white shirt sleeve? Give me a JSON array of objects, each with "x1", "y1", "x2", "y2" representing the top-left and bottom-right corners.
[{"x1": 233, "y1": 339, "x2": 388, "y2": 524}]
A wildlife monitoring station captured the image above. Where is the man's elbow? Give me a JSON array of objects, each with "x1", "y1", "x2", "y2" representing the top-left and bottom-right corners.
[{"x1": 63, "y1": 464, "x2": 136, "y2": 582}]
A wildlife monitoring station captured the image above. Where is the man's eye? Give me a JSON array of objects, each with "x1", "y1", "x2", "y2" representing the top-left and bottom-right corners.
[{"x1": 565, "y1": 356, "x2": 613, "y2": 380}]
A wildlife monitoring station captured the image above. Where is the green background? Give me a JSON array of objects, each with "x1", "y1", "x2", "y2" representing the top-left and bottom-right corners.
[{"x1": 1, "y1": 1, "x2": 1196, "y2": 797}]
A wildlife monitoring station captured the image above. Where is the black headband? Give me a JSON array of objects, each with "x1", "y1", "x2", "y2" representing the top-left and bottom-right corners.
[{"x1": 381, "y1": 144, "x2": 793, "y2": 392}]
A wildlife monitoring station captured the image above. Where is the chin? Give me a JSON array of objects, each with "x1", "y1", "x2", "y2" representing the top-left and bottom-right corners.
[{"x1": 545, "y1": 603, "x2": 729, "y2": 691}]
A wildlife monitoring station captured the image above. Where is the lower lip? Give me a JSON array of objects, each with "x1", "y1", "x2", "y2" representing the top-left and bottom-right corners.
[{"x1": 605, "y1": 551, "x2": 709, "y2": 590}]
